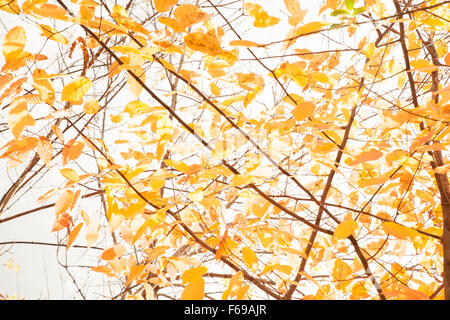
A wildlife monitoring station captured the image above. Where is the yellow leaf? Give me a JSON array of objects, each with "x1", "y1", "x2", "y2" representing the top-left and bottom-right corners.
[
  {"x1": 357, "y1": 175, "x2": 388, "y2": 188},
  {"x1": 124, "y1": 100, "x2": 152, "y2": 117},
  {"x1": 8, "y1": 98, "x2": 35, "y2": 139},
  {"x1": 210, "y1": 82, "x2": 221, "y2": 96},
  {"x1": 0, "y1": 0, "x2": 20, "y2": 14},
  {"x1": 244, "y1": 3, "x2": 280, "y2": 27},
  {"x1": 159, "y1": 58, "x2": 176, "y2": 73},
  {"x1": 59, "y1": 168, "x2": 80, "y2": 182},
  {"x1": 127, "y1": 66, "x2": 145, "y2": 98},
  {"x1": 284, "y1": 0, "x2": 307, "y2": 26},
  {"x1": 286, "y1": 21, "x2": 326, "y2": 48},
  {"x1": 182, "y1": 266, "x2": 208, "y2": 284},
  {"x1": 229, "y1": 40, "x2": 262, "y2": 47},
  {"x1": 158, "y1": 17, "x2": 185, "y2": 32},
  {"x1": 274, "y1": 264, "x2": 293, "y2": 275},
  {"x1": 163, "y1": 159, "x2": 190, "y2": 172},
  {"x1": 154, "y1": 0, "x2": 177, "y2": 12},
  {"x1": 39, "y1": 24, "x2": 68, "y2": 44},
  {"x1": 3, "y1": 26, "x2": 26, "y2": 62},
  {"x1": 188, "y1": 190, "x2": 204, "y2": 202},
  {"x1": 83, "y1": 99, "x2": 100, "y2": 114},
  {"x1": 173, "y1": 4, "x2": 211, "y2": 29},
  {"x1": 31, "y1": 3, "x2": 68, "y2": 20},
  {"x1": 66, "y1": 222, "x2": 83, "y2": 251},
  {"x1": 61, "y1": 77, "x2": 92, "y2": 102},
  {"x1": 132, "y1": 217, "x2": 157, "y2": 244},
  {"x1": 349, "y1": 149, "x2": 383, "y2": 165},
  {"x1": 382, "y1": 222, "x2": 419, "y2": 240},
  {"x1": 292, "y1": 101, "x2": 315, "y2": 121},
  {"x1": 332, "y1": 258, "x2": 351, "y2": 281},
  {"x1": 32, "y1": 69, "x2": 55, "y2": 106},
  {"x1": 125, "y1": 264, "x2": 145, "y2": 286},
  {"x1": 185, "y1": 30, "x2": 223, "y2": 56},
  {"x1": 410, "y1": 59, "x2": 438, "y2": 73},
  {"x1": 334, "y1": 220, "x2": 358, "y2": 239},
  {"x1": 311, "y1": 72, "x2": 335, "y2": 84},
  {"x1": 181, "y1": 278, "x2": 205, "y2": 300},
  {"x1": 242, "y1": 247, "x2": 258, "y2": 272},
  {"x1": 232, "y1": 174, "x2": 255, "y2": 186},
  {"x1": 260, "y1": 264, "x2": 275, "y2": 275}
]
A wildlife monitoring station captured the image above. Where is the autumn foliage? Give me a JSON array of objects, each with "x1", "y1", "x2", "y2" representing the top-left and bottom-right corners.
[{"x1": 0, "y1": 0, "x2": 449, "y2": 300}]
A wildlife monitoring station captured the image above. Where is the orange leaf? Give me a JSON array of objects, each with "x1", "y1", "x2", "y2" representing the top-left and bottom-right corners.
[
  {"x1": 31, "y1": 3, "x2": 68, "y2": 20},
  {"x1": 185, "y1": 30, "x2": 223, "y2": 56},
  {"x1": 59, "y1": 168, "x2": 80, "y2": 182},
  {"x1": 127, "y1": 66, "x2": 145, "y2": 98},
  {"x1": 66, "y1": 222, "x2": 83, "y2": 250},
  {"x1": 100, "y1": 244, "x2": 126, "y2": 260},
  {"x1": 91, "y1": 265, "x2": 114, "y2": 277},
  {"x1": 61, "y1": 77, "x2": 92, "y2": 102},
  {"x1": 55, "y1": 190, "x2": 74, "y2": 216},
  {"x1": 32, "y1": 69, "x2": 55, "y2": 106},
  {"x1": 52, "y1": 213, "x2": 70, "y2": 232},
  {"x1": 332, "y1": 258, "x2": 352, "y2": 281},
  {"x1": 8, "y1": 98, "x2": 35, "y2": 139},
  {"x1": 210, "y1": 82, "x2": 221, "y2": 96},
  {"x1": 0, "y1": 73, "x2": 13, "y2": 92},
  {"x1": 158, "y1": 17, "x2": 185, "y2": 33},
  {"x1": 39, "y1": 24, "x2": 68, "y2": 45},
  {"x1": 244, "y1": 3, "x2": 280, "y2": 28},
  {"x1": 284, "y1": 0, "x2": 307, "y2": 26},
  {"x1": 349, "y1": 149, "x2": 383, "y2": 165},
  {"x1": 229, "y1": 40, "x2": 262, "y2": 47},
  {"x1": 292, "y1": 101, "x2": 315, "y2": 121},
  {"x1": 384, "y1": 284, "x2": 430, "y2": 300},
  {"x1": 410, "y1": 59, "x2": 438, "y2": 73},
  {"x1": 181, "y1": 278, "x2": 205, "y2": 300},
  {"x1": 83, "y1": 99, "x2": 100, "y2": 114},
  {"x1": 382, "y1": 222, "x2": 419, "y2": 240},
  {"x1": 124, "y1": 100, "x2": 152, "y2": 117},
  {"x1": 334, "y1": 220, "x2": 358, "y2": 239},
  {"x1": 154, "y1": 0, "x2": 177, "y2": 12},
  {"x1": 3, "y1": 26, "x2": 26, "y2": 62},
  {"x1": 36, "y1": 136, "x2": 52, "y2": 166},
  {"x1": 445, "y1": 53, "x2": 450, "y2": 66},
  {"x1": 173, "y1": 4, "x2": 211, "y2": 30},
  {"x1": 62, "y1": 139, "x2": 85, "y2": 165},
  {"x1": 215, "y1": 230, "x2": 228, "y2": 260},
  {"x1": 51, "y1": 125, "x2": 65, "y2": 144},
  {"x1": 182, "y1": 266, "x2": 208, "y2": 284},
  {"x1": 125, "y1": 264, "x2": 145, "y2": 286},
  {"x1": 242, "y1": 247, "x2": 258, "y2": 271}
]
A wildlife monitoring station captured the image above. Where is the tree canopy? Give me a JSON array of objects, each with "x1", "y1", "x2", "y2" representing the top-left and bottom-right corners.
[{"x1": 0, "y1": 0, "x2": 449, "y2": 300}]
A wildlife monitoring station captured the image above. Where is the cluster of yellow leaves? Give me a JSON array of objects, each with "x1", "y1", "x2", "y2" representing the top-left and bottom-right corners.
[
  {"x1": 243, "y1": 3, "x2": 279, "y2": 28},
  {"x1": 159, "y1": 4, "x2": 212, "y2": 32},
  {"x1": 0, "y1": 0, "x2": 448, "y2": 302}
]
